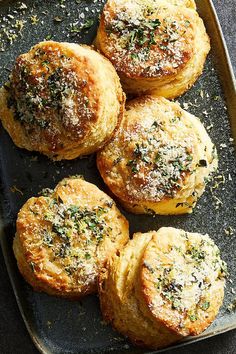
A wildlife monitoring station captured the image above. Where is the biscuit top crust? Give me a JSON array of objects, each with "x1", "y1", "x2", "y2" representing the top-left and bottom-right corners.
[
  {"x1": 16, "y1": 177, "x2": 128, "y2": 291},
  {"x1": 100, "y1": 0, "x2": 195, "y2": 78},
  {"x1": 6, "y1": 42, "x2": 100, "y2": 151},
  {"x1": 97, "y1": 96, "x2": 216, "y2": 204},
  {"x1": 140, "y1": 228, "x2": 227, "y2": 336}
]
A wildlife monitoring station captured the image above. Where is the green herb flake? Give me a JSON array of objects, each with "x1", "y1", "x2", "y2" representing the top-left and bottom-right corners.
[
  {"x1": 69, "y1": 205, "x2": 80, "y2": 216},
  {"x1": 126, "y1": 159, "x2": 138, "y2": 173},
  {"x1": 82, "y1": 18, "x2": 94, "y2": 29},
  {"x1": 184, "y1": 20, "x2": 191, "y2": 27},
  {"x1": 130, "y1": 53, "x2": 138, "y2": 60},
  {"x1": 186, "y1": 155, "x2": 193, "y2": 161},
  {"x1": 43, "y1": 232, "x2": 53, "y2": 247},
  {"x1": 189, "y1": 314, "x2": 198, "y2": 322},
  {"x1": 85, "y1": 252, "x2": 91, "y2": 260},
  {"x1": 42, "y1": 60, "x2": 50, "y2": 66},
  {"x1": 187, "y1": 247, "x2": 205, "y2": 262},
  {"x1": 200, "y1": 301, "x2": 210, "y2": 311}
]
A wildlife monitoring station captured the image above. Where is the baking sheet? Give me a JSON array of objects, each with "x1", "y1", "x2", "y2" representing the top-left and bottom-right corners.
[{"x1": 0, "y1": 0, "x2": 235, "y2": 353}]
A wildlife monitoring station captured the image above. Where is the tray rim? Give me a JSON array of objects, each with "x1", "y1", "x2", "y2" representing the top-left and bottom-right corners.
[{"x1": 0, "y1": 0, "x2": 235, "y2": 353}]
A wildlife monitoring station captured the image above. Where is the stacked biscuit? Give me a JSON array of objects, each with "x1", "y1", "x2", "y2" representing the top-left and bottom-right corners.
[
  {"x1": 99, "y1": 228, "x2": 226, "y2": 348},
  {"x1": 0, "y1": 0, "x2": 227, "y2": 350},
  {"x1": 13, "y1": 177, "x2": 227, "y2": 349}
]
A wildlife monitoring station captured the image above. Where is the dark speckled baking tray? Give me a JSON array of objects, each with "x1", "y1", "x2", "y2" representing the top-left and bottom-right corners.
[{"x1": 0, "y1": 0, "x2": 235, "y2": 353}]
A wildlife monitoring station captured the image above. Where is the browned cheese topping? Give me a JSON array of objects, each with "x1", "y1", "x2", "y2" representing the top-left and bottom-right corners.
[
  {"x1": 6, "y1": 43, "x2": 96, "y2": 150},
  {"x1": 103, "y1": 0, "x2": 194, "y2": 77},
  {"x1": 143, "y1": 232, "x2": 227, "y2": 323},
  {"x1": 110, "y1": 115, "x2": 194, "y2": 202},
  {"x1": 28, "y1": 191, "x2": 113, "y2": 284}
]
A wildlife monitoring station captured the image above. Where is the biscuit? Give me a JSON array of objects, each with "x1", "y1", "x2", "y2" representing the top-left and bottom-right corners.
[
  {"x1": 0, "y1": 41, "x2": 125, "y2": 160},
  {"x1": 99, "y1": 231, "x2": 181, "y2": 349},
  {"x1": 13, "y1": 177, "x2": 129, "y2": 298},
  {"x1": 99, "y1": 227, "x2": 227, "y2": 349},
  {"x1": 97, "y1": 96, "x2": 217, "y2": 215},
  {"x1": 139, "y1": 228, "x2": 227, "y2": 336},
  {"x1": 95, "y1": 0, "x2": 210, "y2": 98}
]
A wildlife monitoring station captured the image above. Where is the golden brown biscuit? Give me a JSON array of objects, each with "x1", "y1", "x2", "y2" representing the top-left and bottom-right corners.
[
  {"x1": 95, "y1": 0, "x2": 210, "y2": 98},
  {"x1": 97, "y1": 96, "x2": 218, "y2": 215},
  {"x1": 13, "y1": 177, "x2": 129, "y2": 298},
  {"x1": 139, "y1": 228, "x2": 227, "y2": 337},
  {"x1": 99, "y1": 227, "x2": 227, "y2": 349},
  {"x1": 99, "y1": 231, "x2": 181, "y2": 349},
  {"x1": 0, "y1": 41, "x2": 125, "y2": 160}
]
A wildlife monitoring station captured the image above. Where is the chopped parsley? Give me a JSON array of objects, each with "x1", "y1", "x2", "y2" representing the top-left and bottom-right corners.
[
  {"x1": 39, "y1": 198, "x2": 111, "y2": 275},
  {"x1": 187, "y1": 247, "x2": 206, "y2": 262},
  {"x1": 106, "y1": 15, "x2": 161, "y2": 59},
  {"x1": 200, "y1": 301, "x2": 210, "y2": 311},
  {"x1": 189, "y1": 314, "x2": 198, "y2": 322}
]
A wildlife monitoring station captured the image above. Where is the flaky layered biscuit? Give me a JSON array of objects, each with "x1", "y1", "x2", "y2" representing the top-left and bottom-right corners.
[
  {"x1": 99, "y1": 231, "x2": 181, "y2": 349},
  {"x1": 0, "y1": 41, "x2": 125, "y2": 160},
  {"x1": 13, "y1": 177, "x2": 129, "y2": 298},
  {"x1": 99, "y1": 227, "x2": 227, "y2": 349},
  {"x1": 95, "y1": 0, "x2": 210, "y2": 98},
  {"x1": 97, "y1": 96, "x2": 217, "y2": 215},
  {"x1": 139, "y1": 228, "x2": 226, "y2": 336}
]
